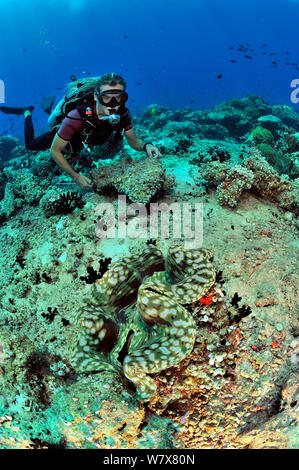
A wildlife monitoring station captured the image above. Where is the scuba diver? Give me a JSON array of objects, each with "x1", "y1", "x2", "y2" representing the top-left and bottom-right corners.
[{"x1": 0, "y1": 73, "x2": 162, "y2": 189}]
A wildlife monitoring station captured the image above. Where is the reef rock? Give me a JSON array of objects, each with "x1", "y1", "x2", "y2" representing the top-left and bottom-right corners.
[
  {"x1": 90, "y1": 156, "x2": 174, "y2": 204},
  {"x1": 271, "y1": 104, "x2": 299, "y2": 129},
  {"x1": 0, "y1": 167, "x2": 7, "y2": 201},
  {"x1": 0, "y1": 135, "x2": 20, "y2": 162},
  {"x1": 200, "y1": 152, "x2": 298, "y2": 213},
  {"x1": 257, "y1": 114, "x2": 283, "y2": 131},
  {"x1": 164, "y1": 120, "x2": 198, "y2": 138},
  {"x1": 0, "y1": 182, "x2": 23, "y2": 220}
]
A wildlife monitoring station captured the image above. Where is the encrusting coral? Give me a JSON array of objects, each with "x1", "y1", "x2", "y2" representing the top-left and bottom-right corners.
[
  {"x1": 90, "y1": 156, "x2": 175, "y2": 204},
  {"x1": 70, "y1": 244, "x2": 216, "y2": 400},
  {"x1": 200, "y1": 151, "x2": 298, "y2": 212},
  {"x1": 216, "y1": 165, "x2": 255, "y2": 208}
]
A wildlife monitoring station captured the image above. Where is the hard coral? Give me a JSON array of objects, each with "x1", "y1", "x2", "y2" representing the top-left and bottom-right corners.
[
  {"x1": 244, "y1": 155, "x2": 298, "y2": 212},
  {"x1": 201, "y1": 151, "x2": 298, "y2": 213},
  {"x1": 90, "y1": 156, "x2": 174, "y2": 204},
  {"x1": 216, "y1": 165, "x2": 255, "y2": 207}
]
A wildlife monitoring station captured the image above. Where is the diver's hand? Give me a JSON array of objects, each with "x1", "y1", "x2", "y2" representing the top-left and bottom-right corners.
[
  {"x1": 73, "y1": 173, "x2": 93, "y2": 189},
  {"x1": 145, "y1": 145, "x2": 162, "y2": 158}
]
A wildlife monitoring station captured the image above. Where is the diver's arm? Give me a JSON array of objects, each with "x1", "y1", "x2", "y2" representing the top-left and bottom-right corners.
[
  {"x1": 124, "y1": 128, "x2": 162, "y2": 157},
  {"x1": 50, "y1": 135, "x2": 78, "y2": 179},
  {"x1": 50, "y1": 134, "x2": 92, "y2": 189},
  {"x1": 124, "y1": 128, "x2": 146, "y2": 151}
]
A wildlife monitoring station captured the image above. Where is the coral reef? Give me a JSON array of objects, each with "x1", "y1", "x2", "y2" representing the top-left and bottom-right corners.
[
  {"x1": 271, "y1": 104, "x2": 299, "y2": 128},
  {"x1": 0, "y1": 167, "x2": 7, "y2": 202},
  {"x1": 252, "y1": 126, "x2": 274, "y2": 145},
  {"x1": 216, "y1": 165, "x2": 255, "y2": 207},
  {"x1": 0, "y1": 182, "x2": 23, "y2": 220},
  {"x1": 244, "y1": 154, "x2": 298, "y2": 212},
  {"x1": 40, "y1": 190, "x2": 85, "y2": 217},
  {"x1": 200, "y1": 152, "x2": 298, "y2": 213},
  {"x1": 257, "y1": 114, "x2": 282, "y2": 131},
  {"x1": 90, "y1": 156, "x2": 175, "y2": 204},
  {"x1": 0, "y1": 94, "x2": 298, "y2": 449},
  {"x1": 0, "y1": 135, "x2": 20, "y2": 163}
]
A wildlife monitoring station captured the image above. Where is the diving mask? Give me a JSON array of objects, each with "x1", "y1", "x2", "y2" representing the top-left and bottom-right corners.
[{"x1": 98, "y1": 89, "x2": 128, "y2": 107}]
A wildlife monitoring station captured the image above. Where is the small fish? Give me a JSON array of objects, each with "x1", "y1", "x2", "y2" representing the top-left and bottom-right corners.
[
  {"x1": 217, "y1": 73, "x2": 223, "y2": 79},
  {"x1": 229, "y1": 46, "x2": 234, "y2": 50},
  {"x1": 229, "y1": 59, "x2": 237, "y2": 63},
  {"x1": 124, "y1": 35, "x2": 128, "y2": 39},
  {"x1": 41, "y1": 94, "x2": 55, "y2": 115},
  {"x1": 261, "y1": 43, "x2": 267, "y2": 47},
  {"x1": 137, "y1": 82, "x2": 142, "y2": 85},
  {"x1": 244, "y1": 55, "x2": 253, "y2": 59},
  {"x1": 70, "y1": 75, "x2": 77, "y2": 82}
]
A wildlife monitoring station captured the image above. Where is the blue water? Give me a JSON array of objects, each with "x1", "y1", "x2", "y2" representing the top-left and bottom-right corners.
[{"x1": 0, "y1": 0, "x2": 298, "y2": 138}]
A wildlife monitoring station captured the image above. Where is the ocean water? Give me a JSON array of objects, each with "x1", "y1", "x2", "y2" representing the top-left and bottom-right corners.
[
  {"x1": 0, "y1": 0, "x2": 298, "y2": 453},
  {"x1": 0, "y1": 0, "x2": 298, "y2": 136}
]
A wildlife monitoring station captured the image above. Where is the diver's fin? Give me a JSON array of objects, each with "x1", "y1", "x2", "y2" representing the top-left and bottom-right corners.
[{"x1": 0, "y1": 105, "x2": 34, "y2": 115}]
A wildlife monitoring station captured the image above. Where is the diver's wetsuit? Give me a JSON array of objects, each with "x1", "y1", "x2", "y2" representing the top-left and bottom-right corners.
[
  {"x1": 25, "y1": 103, "x2": 133, "y2": 153},
  {"x1": 25, "y1": 114, "x2": 57, "y2": 150}
]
